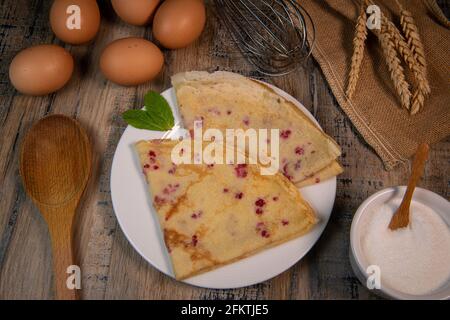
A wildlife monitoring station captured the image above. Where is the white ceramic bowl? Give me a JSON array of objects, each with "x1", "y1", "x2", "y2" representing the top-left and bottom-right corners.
[{"x1": 350, "y1": 186, "x2": 450, "y2": 300}]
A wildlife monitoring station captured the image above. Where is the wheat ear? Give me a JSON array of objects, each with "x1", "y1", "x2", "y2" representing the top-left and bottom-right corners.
[
  {"x1": 385, "y1": 21, "x2": 430, "y2": 114},
  {"x1": 424, "y1": 0, "x2": 450, "y2": 29},
  {"x1": 377, "y1": 25, "x2": 412, "y2": 110},
  {"x1": 395, "y1": 0, "x2": 427, "y2": 71},
  {"x1": 383, "y1": 20, "x2": 426, "y2": 85},
  {"x1": 346, "y1": 4, "x2": 368, "y2": 99},
  {"x1": 363, "y1": 0, "x2": 428, "y2": 113},
  {"x1": 395, "y1": 1, "x2": 430, "y2": 114}
]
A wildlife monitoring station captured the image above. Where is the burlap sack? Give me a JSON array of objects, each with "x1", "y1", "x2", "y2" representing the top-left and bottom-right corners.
[{"x1": 301, "y1": 0, "x2": 450, "y2": 169}]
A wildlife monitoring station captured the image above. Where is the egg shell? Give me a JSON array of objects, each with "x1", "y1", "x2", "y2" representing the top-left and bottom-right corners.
[
  {"x1": 9, "y1": 45, "x2": 74, "y2": 96},
  {"x1": 50, "y1": 0, "x2": 101, "y2": 45},
  {"x1": 111, "y1": 0, "x2": 160, "y2": 26},
  {"x1": 153, "y1": 0, "x2": 206, "y2": 49},
  {"x1": 100, "y1": 37, "x2": 164, "y2": 86}
]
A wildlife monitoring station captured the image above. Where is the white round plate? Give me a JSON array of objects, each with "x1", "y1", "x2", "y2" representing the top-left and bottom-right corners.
[{"x1": 110, "y1": 82, "x2": 337, "y2": 289}]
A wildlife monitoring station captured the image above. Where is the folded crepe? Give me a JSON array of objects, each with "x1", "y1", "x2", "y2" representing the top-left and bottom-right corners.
[
  {"x1": 135, "y1": 139, "x2": 317, "y2": 279},
  {"x1": 295, "y1": 161, "x2": 343, "y2": 188},
  {"x1": 172, "y1": 71, "x2": 342, "y2": 186}
]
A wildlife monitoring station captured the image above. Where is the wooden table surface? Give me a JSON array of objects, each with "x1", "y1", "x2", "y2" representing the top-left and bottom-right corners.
[{"x1": 0, "y1": 0, "x2": 448, "y2": 300}]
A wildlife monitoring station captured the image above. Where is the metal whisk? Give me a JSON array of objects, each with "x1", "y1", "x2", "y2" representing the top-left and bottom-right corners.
[{"x1": 212, "y1": 0, "x2": 315, "y2": 76}]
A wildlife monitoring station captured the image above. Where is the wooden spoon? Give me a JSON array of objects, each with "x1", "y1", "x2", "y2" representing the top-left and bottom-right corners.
[
  {"x1": 20, "y1": 115, "x2": 91, "y2": 300},
  {"x1": 389, "y1": 143, "x2": 429, "y2": 230}
]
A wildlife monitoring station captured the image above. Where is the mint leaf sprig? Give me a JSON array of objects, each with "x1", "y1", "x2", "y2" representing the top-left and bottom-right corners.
[{"x1": 122, "y1": 91, "x2": 175, "y2": 131}]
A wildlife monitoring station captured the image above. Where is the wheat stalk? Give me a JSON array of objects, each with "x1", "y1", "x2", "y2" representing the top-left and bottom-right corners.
[
  {"x1": 366, "y1": 0, "x2": 429, "y2": 114},
  {"x1": 395, "y1": 2, "x2": 430, "y2": 114},
  {"x1": 363, "y1": 0, "x2": 412, "y2": 110},
  {"x1": 424, "y1": 0, "x2": 450, "y2": 29},
  {"x1": 377, "y1": 26, "x2": 412, "y2": 110},
  {"x1": 395, "y1": 0, "x2": 427, "y2": 71},
  {"x1": 358, "y1": 0, "x2": 430, "y2": 113},
  {"x1": 346, "y1": 4, "x2": 368, "y2": 99},
  {"x1": 385, "y1": 21, "x2": 430, "y2": 113}
]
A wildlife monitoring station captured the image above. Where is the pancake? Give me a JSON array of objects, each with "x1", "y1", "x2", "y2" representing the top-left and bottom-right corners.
[
  {"x1": 295, "y1": 161, "x2": 343, "y2": 188},
  {"x1": 135, "y1": 139, "x2": 317, "y2": 279},
  {"x1": 172, "y1": 71, "x2": 342, "y2": 184}
]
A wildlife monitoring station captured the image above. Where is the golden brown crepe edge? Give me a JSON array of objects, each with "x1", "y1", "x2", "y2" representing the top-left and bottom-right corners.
[
  {"x1": 295, "y1": 161, "x2": 344, "y2": 188},
  {"x1": 176, "y1": 221, "x2": 315, "y2": 280}
]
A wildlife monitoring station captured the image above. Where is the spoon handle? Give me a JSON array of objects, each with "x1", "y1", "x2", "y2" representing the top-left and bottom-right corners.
[
  {"x1": 43, "y1": 204, "x2": 79, "y2": 300},
  {"x1": 399, "y1": 143, "x2": 430, "y2": 213}
]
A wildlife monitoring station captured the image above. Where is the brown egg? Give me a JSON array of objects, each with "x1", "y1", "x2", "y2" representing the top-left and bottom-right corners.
[
  {"x1": 111, "y1": 0, "x2": 160, "y2": 26},
  {"x1": 153, "y1": 0, "x2": 206, "y2": 49},
  {"x1": 9, "y1": 45, "x2": 74, "y2": 96},
  {"x1": 100, "y1": 37, "x2": 164, "y2": 86},
  {"x1": 50, "y1": 0, "x2": 100, "y2": 45}
]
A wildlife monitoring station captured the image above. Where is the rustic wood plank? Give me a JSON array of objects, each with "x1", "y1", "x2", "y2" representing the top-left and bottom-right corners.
[
  {"x1": 0, "y1": 0, "x2": 55, "y2": 299},
  {"x1": 0, "y1": 0, "x2": 448, "y2": 300}
]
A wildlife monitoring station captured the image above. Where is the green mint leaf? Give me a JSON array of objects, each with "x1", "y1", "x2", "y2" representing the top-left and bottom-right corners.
[
  {"x1": 122, "y1": 109, "x2": 167, "y2": 131},
  {"x1": 144, "y1": 91, "x2": 175, "y2": 129},
  {"x1": 122, "y1": 91, "x2": 175, "y2": 132}
]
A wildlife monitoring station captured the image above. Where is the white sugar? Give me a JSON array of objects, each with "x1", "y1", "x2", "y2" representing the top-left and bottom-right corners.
[{"x1": 361, "y1": 200, "x2": 450, "y2": 295}]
